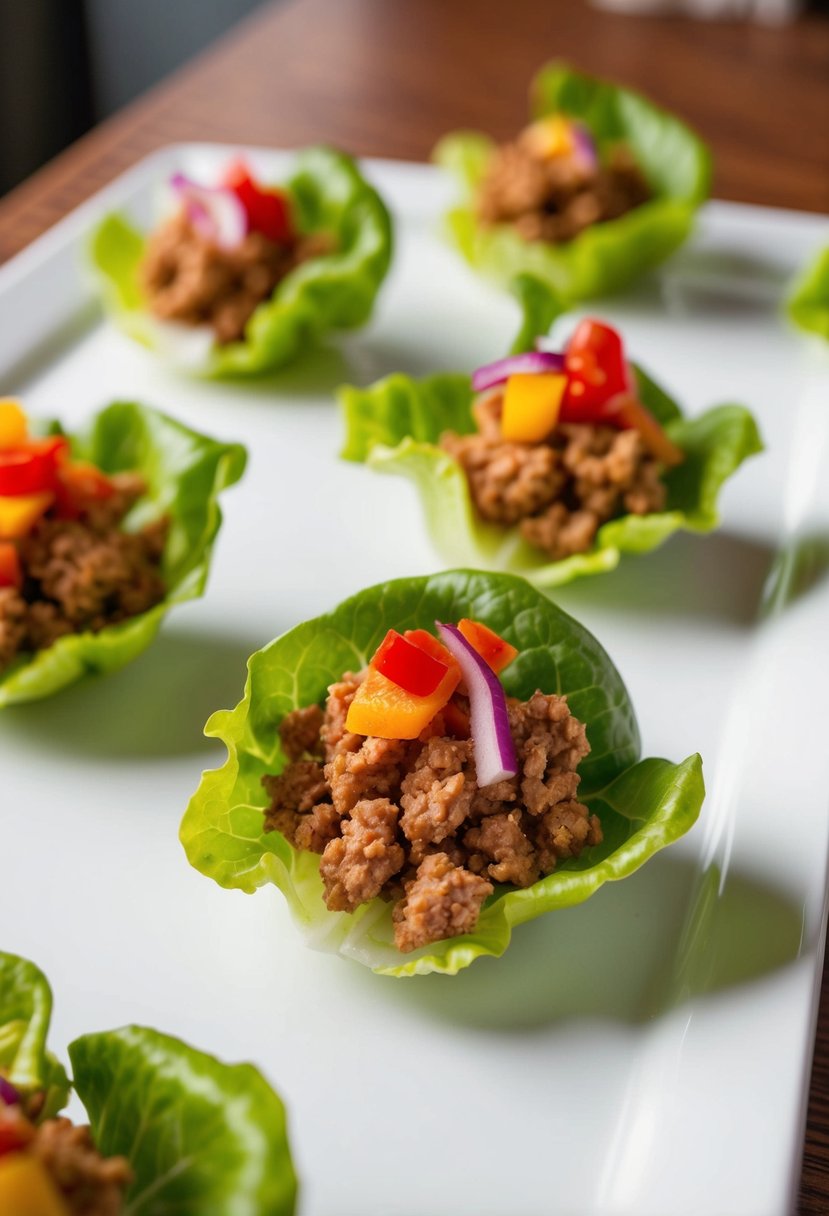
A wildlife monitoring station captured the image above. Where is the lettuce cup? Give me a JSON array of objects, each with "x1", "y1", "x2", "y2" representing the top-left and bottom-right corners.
[
  {"x1": 0, "y1": 952, "x2": 296, "y2": 1216},
  {"x1": 0, "y1": 399, "x2": 245, "y2": 706},
  {"x1": 91, "y1": 147, "x2": 393, "y2": 376},
  {"x1": 434, "y1": 62, "x2": 711, "y2": 303},
  {"x1": 788, "y1": 245, "x2": 829, "y2": 339},
  {"x1": 181, "y1": 570, "x2": 704, "y2": 977},
  {"x1": 340, "y1": 316, "x2": 762, "y2": 588}
]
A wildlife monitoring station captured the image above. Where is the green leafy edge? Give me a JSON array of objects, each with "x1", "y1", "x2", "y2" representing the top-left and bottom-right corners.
[
  {"x1": 180, "y1": 570, "x2": 704, "y2": 977},
  {"x1": 90, "y1": 146, "x2": 393, "y2": 377},
  {"x1": 70, "y1": 1027, "x2": 297, "y2": 1216},
  {"x1": 0, "y1": 402, "x2": 246, "y2": 707},
  {"x1": 339, "y1": 364, "x2": 762, "y2": 588},
  {"x1": 0, "y1": 952, "x2": 69, "y2": 1117},
  {"x1": 787, "y1": 244, "x2": 829, "y2": 339},
  {"x1": 433, "y1": 61, "x2": 711, "y2": 303}
]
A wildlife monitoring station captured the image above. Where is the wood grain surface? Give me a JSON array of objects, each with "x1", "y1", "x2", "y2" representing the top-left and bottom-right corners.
[{"x1": 1, "y1": 1, "x2": 828, "y2": 1209}]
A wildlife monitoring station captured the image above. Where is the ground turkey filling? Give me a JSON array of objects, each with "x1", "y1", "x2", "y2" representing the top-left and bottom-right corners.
[
  {"x1": 263, "y1": 673, "x2": 602, "y2": 952},
  {"x1": 0, "y1": 1104, "x2": 131, "y2": 1216},
  {"x1": 477, "y1": 134, "x2": 651, "y2": 244},
  {"x1": 0, "y1": 474, "x2": 166, "y2": 670},
  {"x1": 141, "y1": 211, "x2": 335, "y2": 345},
  {"x1": 441, "y1": 391, "x2": 666, "y2": 561}
]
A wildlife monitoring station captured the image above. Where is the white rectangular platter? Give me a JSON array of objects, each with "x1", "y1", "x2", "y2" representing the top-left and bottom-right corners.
[{"x1": 1, "y1": 145, "x2": 828, "y2": 1216}]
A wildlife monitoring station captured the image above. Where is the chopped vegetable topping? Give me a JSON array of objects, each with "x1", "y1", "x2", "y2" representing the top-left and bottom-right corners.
[
  {"x1": 169, "y1": 173, "x2": 248, "y2": 250},
  {"x1": 520, "y1": 115, "x2": 577, "y2": 160},
  {"x1": 345, "y1": 661, "x2": 460, "y2": 740},
  {"x1": 0, "y1": 493, "x2": 55, "y2": 540},
  {"x1": 0, "y1": 400, "x2": 28, "y2": 449},
  {"x1": 372, "y1": 628, "x2": 452, "y2": 697},
  {"x1": 471, "y1": 350, "x2": 565, "y2": 394},
  {"x1": 0, "y1": 542, "x2": 22, "y2": 589},
  {"x1": 435, "y1": 622, "x2": 517, "y2": 787},
  {"x1": 457, "y1": 618, "x2": 518, "y2": 674},
  {"x1": 501, "y1": 372, "x2": 567, "y2": 443},
  {"x1": 223, "y1": 159, "x2": 295, "y2": 245},
  {"x1": 561, "y1": 318, "x2": 632, "y2": 419},
  {"x1": 0, "y1": 1154, "x2": 70, "y2": 1216},
  {"x1": 0, "y1": 438, "x2": 68, "y2": 498}
]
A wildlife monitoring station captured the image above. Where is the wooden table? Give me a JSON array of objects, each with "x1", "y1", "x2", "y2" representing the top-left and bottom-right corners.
[{"x1": 1, "y1": 0, "x2": 827, "y2": 1207}]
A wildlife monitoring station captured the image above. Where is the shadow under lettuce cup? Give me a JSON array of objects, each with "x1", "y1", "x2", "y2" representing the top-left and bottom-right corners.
[{"x1": 181, "y1": 569, "x2": 705, "y2": 977}]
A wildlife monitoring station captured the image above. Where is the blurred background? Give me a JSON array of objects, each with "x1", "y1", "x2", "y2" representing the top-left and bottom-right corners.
[
  {"x1": 0, "y1": 0, "x2": 269, "y2": 194},
  {"x1": 0, "y1": 0, "x2": 821, "y2": 199}
]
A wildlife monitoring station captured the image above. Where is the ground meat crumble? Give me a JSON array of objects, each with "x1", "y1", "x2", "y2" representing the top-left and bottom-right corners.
[
  {"x1": 141, "y1": 210, "x2": 335, "y2": 344},
  {"x1": 262, "y1": 678, "x2": 602, "y2": 952},
  {"x1": 477, "y1": 133, "x2": 651, "y2": 245},
  {"x1": 0, "y1": 473, "x2": 167, "y2": 670},
  {"x1": 0, "y1": 1104, "x2": 132, "y2": 1215},
  {"x1": 441, "y1": 391, "x2": 666, "y2": 561}
]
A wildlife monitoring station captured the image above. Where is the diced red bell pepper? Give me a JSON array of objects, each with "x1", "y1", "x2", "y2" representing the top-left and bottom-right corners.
[
  {"x1": 0, "y1": 437, "x2": 69, "y2": 497},
  {"x1": 457, "y1": 619, "x2": 518, "y2": 674},
  {"x1": 403, "y1": 629, "x2": 460, "y2": 675},
  {"x1": 603, "y1": 393, "x2": 685, "y2": 467},
  {"x1": 561, "y1": 319, "x2": 632, "y2": 422},
  {"x1": 0, "y1": 543, "x2": 22, "y2": 590},
  {"x1": 223, "y1": 159, "x2": 294, "y2": 245},
  {"x1": 0, "y1": 1118, "x2": 33, "y2": 1158},
  {"x1": 372, "y1": 629, "x2": 452, "y2": 697}
]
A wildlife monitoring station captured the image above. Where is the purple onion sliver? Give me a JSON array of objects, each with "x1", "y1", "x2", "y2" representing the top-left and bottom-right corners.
[
  {"x1": 471, "y1": 350, "x2": 566, "y2": 394},
  {"x1": 435, "y1": 622, "x2": 517, "y2": 787},
  {"x1": 168, "y1": 173, "x2": 248, "y2": 249},
  {"x1": 0, "y1": 1075, "x2": 21, "y2": 1106},
  {"x1": 572, "y1": 122, "x2": 598, "y2": 171}
]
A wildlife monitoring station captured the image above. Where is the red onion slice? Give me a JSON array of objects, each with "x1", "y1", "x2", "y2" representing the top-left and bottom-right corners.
[
  {"x1": 169, "y1": 173, "x2": 248, "y2": 249},
  {"x1": 572, "y1": 122, "x2": 598, "y2": 172},
  {"x1": 0, "y1": 1075, "x2": 21, "y2": 1106},
  {"x1": 471, "y1": 351, "x2": 566, "y2": 393},
  {"x1": 436, "y1": 622, "x2": 517, "y2": 787}
]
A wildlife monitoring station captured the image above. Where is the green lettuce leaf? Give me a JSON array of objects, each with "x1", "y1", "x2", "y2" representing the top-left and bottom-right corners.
[
  {"x1": 0, "y1": 402, "x2": 246, "y2": 707},
  {"x1": 433, "y1": 62, "x2": 711, "y2": 303},
  {"x1": 339, "y1": 365, "x2": 761, "y2": 588},
  {"x1": 91, "y1": 146, "x2": 392, "y2": 377},
  {"x1": 70, "y1": 1026, "x2": 297, "y2": 1216},
  {"x1": 180, "y1": 570, "x2": 704, "y2": 977},
  {"x1": 0, "y1": 952, "x2": 69, "y2": 1117},
  {"x1": 787, "y1": 245, "x2": 829, "y2": 339}
]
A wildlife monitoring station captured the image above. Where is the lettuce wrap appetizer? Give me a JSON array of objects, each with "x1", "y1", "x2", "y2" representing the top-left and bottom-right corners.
[
  {"x1": 434, "y1": 62, "x2": 711, "y2": 303},
  {"x1": 0, "y1": 951, "x2": 296, "y2": 1216},
  {"x1": 181, "y1": 570, "x2": 704, "y2": 977},
  {"x1": 340, "y1": 316, "x2": 761, "y2": 588},
  {"x1": 91, "y1": 147, "x2": 393, "y2": 376},
  {"x1": 787, "y1": 244, "x2": 829, "y2": 339},
  {"x1": 0, "y1": 399, "x2": 245, "y2": 706}
]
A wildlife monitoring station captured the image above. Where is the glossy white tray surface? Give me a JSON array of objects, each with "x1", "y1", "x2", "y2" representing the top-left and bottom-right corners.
[{"x1": 1, "y1": 146, "x2": 828, "y2": 1216}]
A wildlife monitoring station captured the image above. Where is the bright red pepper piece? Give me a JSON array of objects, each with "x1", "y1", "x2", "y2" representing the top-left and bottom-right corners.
[
  {"x1": 0, "y1": 543, "x2": 21, "y2": 590},
  {"x1": 0, "y1": 1118, "x2": 33, "y2": 1157},
  {"x1": 223, "y1": 159, "x2": 294, "y2": 245},
  {"x1": 0, "y1": 437, "x2": 69, "y2": 498},
  {"x1": 372, "y1": 629, "x2": 451, "y2": 697},
  {"x1": 561, "y1": 319, "x2": 632, "y2": 422}
]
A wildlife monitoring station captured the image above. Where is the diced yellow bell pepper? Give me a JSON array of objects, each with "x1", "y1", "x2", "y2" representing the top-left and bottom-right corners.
[
  {"x1": 501, "y1": 373, "x2": 567, "y2": 443},
  {"x1": 0, "y1": 1154, "x2": 71, "y2": 1216},
  {"x1": 346, "y1": 663, "x2": 460, "y2": 740},
  {"x1": 0, "y1": 400, "x2": 28, "y2": 449},
  {"x1": 0, "y1": 492, "x2": 54, "y2": 539},
  {"x1": 519, "y1": 115, "x2": 574, "y2": 160}
]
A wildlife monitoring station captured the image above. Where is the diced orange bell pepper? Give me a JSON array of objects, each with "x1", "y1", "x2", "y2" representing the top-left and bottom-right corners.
[
  {"x1": 0, "y1": 1154, "x2": 71, "y2": 1216},
  {"x1": 604, "y1": 393, "x2": 685, "y2": 467},
  {"x1": 520, "y1": 115, "x2": 574, "y2": 160},
  {"x1": 501, "y1": 373, "x2": 567, "y2": 443},
  {"x1": 457, "y1": 619, "x2": 518, "y2": 674},
  {"x1": 0, "y1": 492, "x2": 54, "y2": 539},
  {"x1": 346, "y1": 663, "x2": 460, "y2": 740},
  {"x1": 0, "y1": 543, "x2": 21, "y2": 589},
  {"x1": 0, "y1": 401, "x2": 28, "y2": 449},
  {"x1": 54, "y1": 461, "x2": 115, "y2": 519}
]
